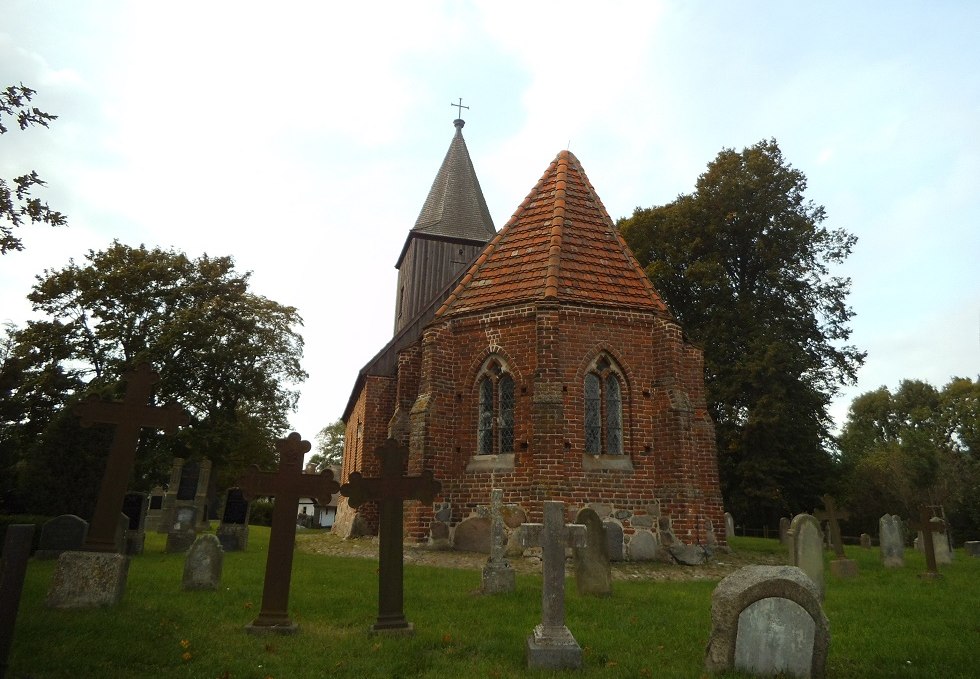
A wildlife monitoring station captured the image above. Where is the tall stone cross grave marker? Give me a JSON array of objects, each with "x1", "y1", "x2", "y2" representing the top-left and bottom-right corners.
[
  {"x1": 908, "y1": 506, "x2": 945, "y2": 580},
  {"x1": 76, "y1": 363, "x2": 189, "y2": 553},
  {"x1": 340, "y1": 438, "x2": 441, "y2": 634},
  {"x1": 814, "y1": 494, "x2": 858, "y2": 577},
  {"x1": 478, "y1": 488, "x2": 517, "y2": 594},
  {"x1": 518, "y1": 501, "x2": 588, "y2": 670},
  {"x1": 238, "y1": 432, "x2": 340, "y2": 633}
]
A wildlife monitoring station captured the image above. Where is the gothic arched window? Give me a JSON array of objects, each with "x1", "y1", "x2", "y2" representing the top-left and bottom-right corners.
[
  {"x1": 584, "y1": 355, "x2": 624, "y2": 455},
  {"x1": 476, "y1": 358, "x2": 515, "y2": 455}
]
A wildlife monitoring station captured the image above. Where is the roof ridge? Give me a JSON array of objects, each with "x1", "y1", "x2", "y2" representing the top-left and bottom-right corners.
[{"x1": 543, "y1": 151, "x2": 570, "y2": 299}]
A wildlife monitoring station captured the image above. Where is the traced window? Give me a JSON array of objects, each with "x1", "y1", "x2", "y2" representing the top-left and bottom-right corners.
[
  {"x1": 475, "y1": 357, "x2": 515, "y2": 455},
  {"x1": 584, "y1": 355, "x2": 624, "y2": 455}
]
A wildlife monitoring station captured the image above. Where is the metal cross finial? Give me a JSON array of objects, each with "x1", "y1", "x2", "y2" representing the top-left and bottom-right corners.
[{"x1": 451, "y1": 97, "x2": 469, "y2": 119}]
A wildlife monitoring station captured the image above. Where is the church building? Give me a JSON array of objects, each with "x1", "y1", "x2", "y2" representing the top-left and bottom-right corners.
[{"x1": 333, "y1": 118, "x2": 726, "y2": 556}]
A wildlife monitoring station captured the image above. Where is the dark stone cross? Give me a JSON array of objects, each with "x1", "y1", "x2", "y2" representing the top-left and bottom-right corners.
[
  {"x1": 340, "y1": 438, "x2": 441, "y2": 634},
  {"x1": 238, "y1": 432, "x2": 339, "y2": 633},
  {"x1": 76, "y1": 363, "x2": 188, "y2": 553},
  {"x1": 908, "y1": 506, "x2": 946, "y2": 579},
  {"x1": 814, "y1": 494, "x2": 850, "y2": 558},
  {"x1": 450, "y1": 97, "x2": 469, "y2": 120}
]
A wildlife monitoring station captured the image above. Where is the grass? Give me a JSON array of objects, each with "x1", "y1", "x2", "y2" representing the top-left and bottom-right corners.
[{"x1": 6, "y1": 530, "x2": 979, "y2": 678}]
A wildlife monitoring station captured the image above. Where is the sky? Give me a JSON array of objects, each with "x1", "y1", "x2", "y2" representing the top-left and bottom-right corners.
[{"x1": 2, "y1": 1, "x2": 978, "y2": 459}]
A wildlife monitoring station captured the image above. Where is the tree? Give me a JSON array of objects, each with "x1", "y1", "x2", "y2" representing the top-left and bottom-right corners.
[
  {"x1": 1, "y1": 83, "x2": 66, "y2": 253},
  {"x1": 1, "y1": 241, "x2": 307, "y2": 512},
  {"x1": 309, "y1": 419, "x2": 345, "y2": 472},
  {"x1": 838, "y1": 377, "x2": 980, "y2": 539},
  {"x1": 619, "y1": 139, "x2": 865, "y2": 525}
]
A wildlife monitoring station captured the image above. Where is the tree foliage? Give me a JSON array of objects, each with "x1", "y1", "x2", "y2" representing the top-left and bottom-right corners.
[
  {"x1": 309, "y1": 419, "x2": 345, "y2": 472},
  {"x1": 837, "y1": 377, "x2": 980, "y2": 539},
  {"x1": 619, "y1": 139, "x2": 865, "y2": 525},
  {"x1": 0, "y1": 242, "x2": 307, "y2": 513},
  {"x1": 1, "y1": 83, "x2": 66, "y2": 254}
]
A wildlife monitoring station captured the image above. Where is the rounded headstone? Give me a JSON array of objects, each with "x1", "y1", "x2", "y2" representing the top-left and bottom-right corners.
[
  {"x1": 453, "y1": 516, "x2": 491, "y2": 553},
  {"x1": 627, "y1": 529, "x2": 659, "y2": 561}
]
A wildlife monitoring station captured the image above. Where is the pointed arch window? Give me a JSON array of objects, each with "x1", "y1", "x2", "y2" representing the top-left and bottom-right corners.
[
  {"x1": 475, "y1": 358, "x2": 515, "y2": 455},
  {"x1": 584, "y1": 356, "x2": 624, "y2": 455}
]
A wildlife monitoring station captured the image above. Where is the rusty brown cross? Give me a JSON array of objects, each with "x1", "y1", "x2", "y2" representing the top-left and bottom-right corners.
[
  {"x1": 908, "y1": 506, "x2": 946, "y2": 579},
  {"x1": 340, "y1": 438, "x2": 441, "y2": 633},
  {"x1": 814, "y1": 494, "x2": 850, "y2": 558},
  {"x1": 238, "y1": 432, "x2": 339, "y2": 633},
  {"x1": 75, "y1": 363, "x2": 188, "y2": 553}
]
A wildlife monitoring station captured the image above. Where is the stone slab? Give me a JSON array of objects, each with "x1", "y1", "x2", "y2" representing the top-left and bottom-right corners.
[
  {"x1": 35, "y1": 514, "x2": 88, "y2": 560},
  {"x1": 627, "y1": 529, "x2": 658, "y2": 561},
  {"x1": 965, "y1": 540, "x2": 980, "y2": 557},
  {"x1": 46, "y1": 551, "x2": 129, "y2": 608},
  {"x1": 526, "y1": 624, "x2": 583, "y2": 670},
  {"x1": 453, "y1": 516, "x2": 491, "y2": 553},
  {"x1": 182, "y1": 534, "x2": 224, "y2": 590},
  {"x1": 481, "y1": 562, "x2": 516, "y2": 594}
]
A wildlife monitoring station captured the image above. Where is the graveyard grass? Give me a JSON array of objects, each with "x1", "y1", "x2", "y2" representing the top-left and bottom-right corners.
[{"x1": 8, "y1": 531, "x2": 979, "y2": 679}]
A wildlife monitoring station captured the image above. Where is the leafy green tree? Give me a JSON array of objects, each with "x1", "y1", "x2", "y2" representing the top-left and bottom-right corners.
[
  {"x1": 1, "y1": 83, "x2": 66, "y2": 253},
  {"x1": 838, "y1": 377, "x2": 980, "y2": 539},
  {"x1": 2, "y1": 241, "x2": 307, "y2": 512},
  {"x1": 619, "y1": 139, "x2": 865, "y2": 525},
  {"x1": 309, "y1": 419, "x2": 345, "y2": 471}
]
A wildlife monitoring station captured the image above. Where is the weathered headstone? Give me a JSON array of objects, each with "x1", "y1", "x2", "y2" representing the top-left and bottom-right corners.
[
  {"x1": 518, "y1": 501, "x2": 587, "y2": 670},
  {"x1": 574, "y1": 507, "x2": 611, "y2": 597},
  {"x1": 165, "y1": 506, "x2": 198, "y2": 553},
  {"x1": 779, "y1": 516, "x2": 791, "y2": 545},
  {"x1": 788, "y1": 513, "x2": 824, "y2": 600},
  {"x1": 453, "y1": 516, "x2": 491, "y2": 553},
  {"x1": 908, "y1": 507, "x2": 946, "y2": 579},
  {"x1": 859, "y1": 533, "x2": 871, "y2": 549},
  {"x1": 239, "y1": 432, "x2": 340, "y2": 633},
  {"x1": 121, "y1": 491, "x2": 148, "y2": 555},
  {"x1": 46, "y1": 364, "x2": 187, "y2": 610},
  {"x1": 814, "y1": 495, "x2": 857, "y2": 578},
  {"x1": 604, "y1": 519, "x2": 625, "y2": 561},
  {"x1": 35, "y1": 514, "x2": 88, "y2": 560},
  {"x1": 628, "y1": 529, "x2": 659, "y2": 561},
  {"x1": 878, "y1": 514, "x2": 905, "y2": 568},
  {"x1": 965, "y1": 541, "x2": 980, "y2": 557},
  {"x1": 340, "y1": 438, "x2": 441, "y2": 634},
  {"x1": 182, "y1": 534, "x2": 223, "y2": 591},
  {"x1": 0, "y1": 525, "x2": 35, "y2": 679},
  {"x1": 480, "y1": 489, "x2": 516, "y2": 594},
  {"x1": 704, "y1": 565, "x2": 830, "y2": 679},
  {"x1": 216, "y1": 487, "x2": 251, "y2": 552},
  {"x1": 724, "y1": 512, "x2": 735, "y2": 540}
]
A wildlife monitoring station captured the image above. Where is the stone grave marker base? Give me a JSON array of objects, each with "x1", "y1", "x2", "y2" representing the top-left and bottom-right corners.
[
  {"x1": 917, "y1": 571, "x2": 943, "y2": 581},
  {"x1": 526, "y1": 624, "x2": 583, "y2": 670},
  {"x1": 46, "y1": 551, "x2": 129, "y2": 609},
  {"x1": 245, "y1": 621, "x2": 299, "y2": 635},
  {"x1": 166, "y1": 530, "x2": 196, "y2": 553},
  {"x1": 829, "y1": 558, "x2": 858, "y2": 578},
  {"x1": 481, "y1": 562, "x2": 516, "y2": 594}
]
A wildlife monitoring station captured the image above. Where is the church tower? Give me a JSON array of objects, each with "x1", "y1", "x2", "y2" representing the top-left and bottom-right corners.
[{"x1": 392, "y1": 118, "x2": 496, "y2": 334}]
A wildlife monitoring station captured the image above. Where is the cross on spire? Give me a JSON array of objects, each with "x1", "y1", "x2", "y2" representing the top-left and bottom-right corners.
[{"x1": 451, "y1": 97, "x2": 469, "y2": 120}]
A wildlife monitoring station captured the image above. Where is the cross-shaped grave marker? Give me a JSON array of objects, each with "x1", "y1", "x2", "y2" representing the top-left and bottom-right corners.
[
  {"x1": 814, "y1": 494, "x2": 850, "y2": 558},
  {"x1": 76, "y1": 363, "x2": 188, "y2": 553},
  {"x1": 518, "y1": 501, "x2": 587, "y2": 670},
  {"x1": 340, "y1": 438, "x2": 441, "y2": 634},
  {"x1": 908, "y1": 506, "x2": 946, "y2": 579},
  {"x1": 477, "y1": 488, "x2": 518, "y2": 594},
  {"x1": 238, "y1": 432, "x2": 340, "y2": 633}
]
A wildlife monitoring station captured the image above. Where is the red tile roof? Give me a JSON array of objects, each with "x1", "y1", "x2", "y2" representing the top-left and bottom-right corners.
[{"x1": 436, "y1": 150, "x2": 670, "y2": 318}]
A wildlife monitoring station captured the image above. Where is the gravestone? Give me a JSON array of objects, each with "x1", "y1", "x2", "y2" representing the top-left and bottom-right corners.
[
  {"x1": 915, "y1": 518, "x2": 953, "y2": 565},
  {"x1": 453, "y1": 516, "x2": 491, "y2": 553},
  {"x1": 628, "y1": 529, "x2": 659, "y2": 561},
  {"x1": 340, "y1": 438, "x2": 441, "y2": 634},
  {"x1": 182, "y1": 534, "x2": 223, "y2": 591},
  {"x1": 878, "y1": 514, "x2": 905, "y2": 568},
  {"x1": 814, "y1": 495, "x2": 857, "y2": 578},
  {"x1": 779, "y1": 517, "x2": 791, "y2": 545},
  {"x1": 1, "y1": 525, "x2": 35, "y2": 679},
  {"x1": 36, "y1": 514, "x2": 88, "y2": 560},
  {"x1": 704, "y1": 565, "x2": 830, "y2": 679},
  {"x1": 239, "y1": 432, "x2": 340, "y2": 633},
  {"x1": 121, "y1": 491, "x2": 148, "y2": 555},
  {"x1": 908, "y1": 508, "x2": 947, "y2": 579},
  {"x1": 574, "y1": 507, "x2": 611, "y2": 597},
  {"x1": 146, "y1": 485, "x2": 165, "y2": 530},
  {"x1": 725, "y1": 512, "x2": 735, "y2": 540},
  {"x1": 965, "y1": 541, "x2": 980, "y2": 557},
  {"x1": 160, "y1": 457, "x2": 213, "y2": 534},
  {"x1": 46, "y1": 364, "x2": 187, "y2": 610},
  {"x1": 165, "y1": 506, "x2": 198, "y2": 553},
  {"x1": 216, "y1": 487, "x2": 251, "y2": 552},
  {"x1": 480, "y1": 489, "x2": 516, "y2": 594},
  {"x1": 604, "y1": 519, "x2": 625, "y2": 561},
  {"x1": 518, "y1": 501, "x2": 587, "y2": 670},
  {"x1": 859, "y1": 533, "x2": 871, "y2": 549},
  {"x1": 788, "y1": 513, "x2": 824, "y2": 600}
]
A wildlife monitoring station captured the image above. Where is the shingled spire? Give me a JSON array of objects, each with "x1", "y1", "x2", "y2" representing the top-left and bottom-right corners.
[
  {"x1": 393, "y1": 119, "x2": 496, "y2": 334},
  {"x1": 436, "y1": 150, "x2": 669, "y2": 318}
]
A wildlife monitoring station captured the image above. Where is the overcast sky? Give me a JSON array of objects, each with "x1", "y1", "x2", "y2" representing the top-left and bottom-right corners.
[{"x1": 2, "y1": 1, "x2": 978, "y2": 457}]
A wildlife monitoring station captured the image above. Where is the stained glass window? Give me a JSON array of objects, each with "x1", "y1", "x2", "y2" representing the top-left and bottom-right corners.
[
  {"x1": 585, "y1": 373, "x2": 602, "y2": 454},
  {"x1": 499, "y1": 374, "x2": 515, "y2": 453},
  {"x1": 605, "y1": 373, "x2": 623, "y2": 454},
  {"x1": 478, "y1": 376, "x2": 494, "y2": 454}
]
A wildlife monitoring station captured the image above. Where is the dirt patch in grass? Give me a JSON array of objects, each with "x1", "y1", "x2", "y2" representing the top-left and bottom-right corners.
[{"x1": 296, "y1": 531, "x2": 785, "y2": 582}]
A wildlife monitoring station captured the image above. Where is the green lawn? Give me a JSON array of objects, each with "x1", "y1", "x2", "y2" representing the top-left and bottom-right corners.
[{"x1": 6, "y1": 530, "x2": 979, "y2": 678}]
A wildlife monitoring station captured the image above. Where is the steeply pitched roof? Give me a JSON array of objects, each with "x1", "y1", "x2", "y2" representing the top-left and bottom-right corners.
[
  {"x1": 435, "y1": 150, "x2": 670, "y2": 318},
  {"x1": 395, "y1": 120, "x2": 496, "y2": 267}
]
